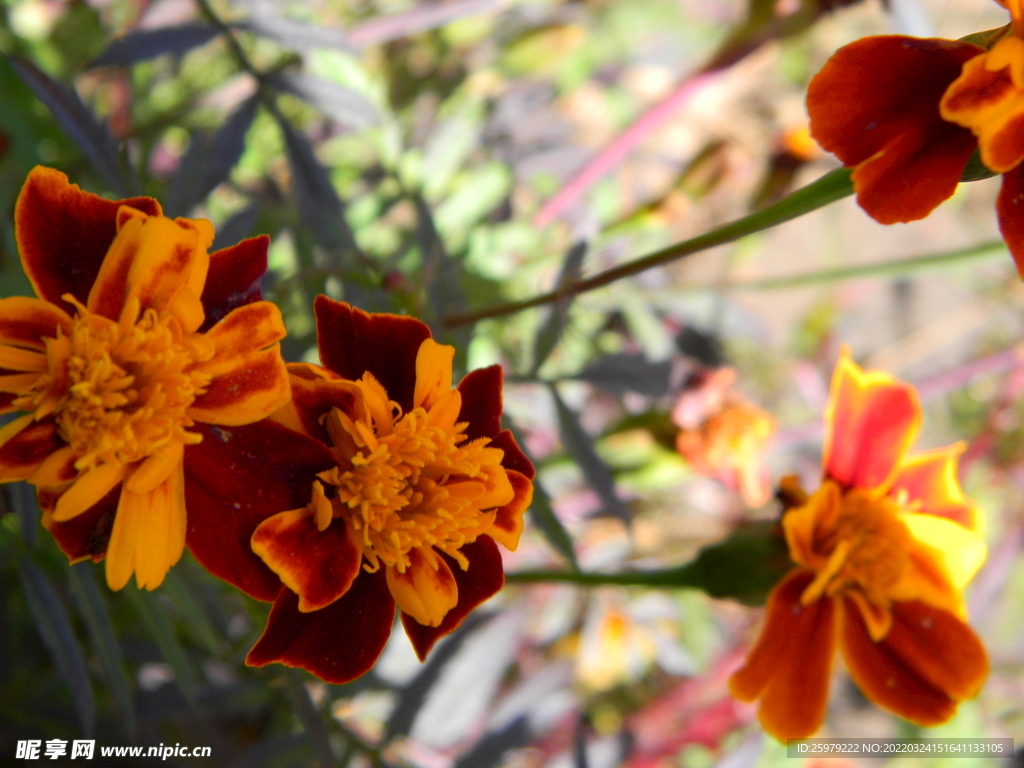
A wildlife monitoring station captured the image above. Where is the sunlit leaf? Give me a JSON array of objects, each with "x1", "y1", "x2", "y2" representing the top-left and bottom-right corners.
[
  {"x1": 268, "y1": 72, "x2": 377, "y2": 130},
  {"x1": 235, "y1": 2, "x2": 355, "y2": 53},
  {"x1": 87, "y1": 24, "x2": 219, "y2": 69},
  {"x1": 17, "y1": 556, "x2": 96, "y2": 735}
]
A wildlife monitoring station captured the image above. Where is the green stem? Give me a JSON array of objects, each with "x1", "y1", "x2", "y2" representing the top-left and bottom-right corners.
[
  {"x1": 442, "y1": 167, "x2": 854, "y2": 327},
  {"x1": 719, "y1": 240, "x2": 1005, "y2": 291},
  {"x1": 506, "y1": 565, "x2": 699, "y2": 588}
]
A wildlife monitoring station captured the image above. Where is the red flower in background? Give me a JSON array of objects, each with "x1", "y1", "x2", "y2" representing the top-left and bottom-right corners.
[
  {"x1": 805, "y1": 9, "x2": 1024, "y2": 274},
  {"x1": 729, "y1": 352, "x2": 988, "y2": 739},
  {"x1": 0, "y1": 167, "x2": 289, "y2": 590},
  {"x1": 187, "y1": 298, "x2": 535, "y2": 683}
]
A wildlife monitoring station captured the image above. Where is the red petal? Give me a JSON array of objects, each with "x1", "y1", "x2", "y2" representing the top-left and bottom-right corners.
[
  {"x1": 41, "y1": 485, "x2": 119, "y2": 563},
  {"x1": 997, "y1": 164, "x2": 1024, "y2": 278},
  {"x1": 0, "y1": 417, "x2": 63, "y2": 482},
  {"x1": 838, "y1": 598, "x2": 963, "y2": 726},
  {"x1": 890, "y1": 445, "x2": 981, "y2": 531},
  {"x1": 457, "y1": 365, "x2": 503, "y2": 440},
  {"x1": 14, "y1": 167, "x2": 160, "y2": 311},
  {"x1": 806, "y1": 36, "x2": 980, "y2": 223},
  {"x1": 728, "y1": 570, "x2": 836, "y2": 740},
  {"x1": 489, "y1": 469, "x2": 533, "y2": 551},
  {"x1": 200, "y1": 235, "x2": 269, "y2": 332},
  {"x1": 313, "y1": 297, "x2": 430, "y2": 412},
  {"x1": 251, "y1": 513, "x2": 361, "y2": 613},
  {"x1": 246, "y1": 569, "x2": 395, "y2": 685},
  {"x1": 184, "y1": 421, "x2": 336, "y2": 602},
  {"x1": 188, "y1": 346, "x2": 290, "y2": 427},
  {"x1": 273, "y1": 364, "x2": 358, "y2": 443},
  {"x1": 489, "y1": 429, "x2": 536, "y2": 481},
  {"x1": 401, "y1": 535, "x2": 505, "y2": 661},
  {"x1": 823, "y1": 353, "x2": 920, "y2": 491}
]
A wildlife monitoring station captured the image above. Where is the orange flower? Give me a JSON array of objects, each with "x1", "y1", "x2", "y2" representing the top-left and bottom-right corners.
[
  {"x1": 729, "y1": 351, "x2": 988, "y2": 739},
  {"x1": 0, "y1": 167, "x2": 290, "y2": 590},
  {"x1": 187, "y1": 299, "x2": 535, "y2": 683},
  {"x1": 805, "y1": 22, "x2": 1024, "y2": 272},
  {"x1": 672, "y1": 367, "x2": 774, "y2": 506}
]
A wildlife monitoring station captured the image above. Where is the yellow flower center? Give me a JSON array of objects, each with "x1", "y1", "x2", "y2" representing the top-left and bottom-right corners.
[
  {"x1": 313, "y1": 374, "x2": 510, "y2": 574},
  {"x1": 20, "y1": 296, "x2": 214, "y2": 473},
  {"x1": 797, "y1": 483, "x2": 911, "y2": 607}
]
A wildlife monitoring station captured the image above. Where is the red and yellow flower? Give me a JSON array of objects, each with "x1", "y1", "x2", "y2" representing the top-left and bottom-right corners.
[
  {"x1": 186, "y1": 298, "x2": 535, "y2": 683},
  {"x1": 805, "y1": 3, "x2": 1024, "y2": 273},
  {"x1": 729, "y1": 352, "x2": 988, "y2": 739},
  {"x1": 0, "y1": 167, "x2": 290, "y2": 590}
]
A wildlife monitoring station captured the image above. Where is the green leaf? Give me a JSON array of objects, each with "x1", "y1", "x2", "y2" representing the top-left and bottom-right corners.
[
  {"x1": 550, "y1": 384, "x2": 630, "y2": 524},
  {"x1": 527, "y1": 476, "x2": 578, "y2": 570},
  {"x1": 124, "y1": 586, "x2": 198, "y2": 704},
  {"x1": 17, "y1": 556, "x2": 97, "y2": 735},
  {"x1": 158, "y1": 570, "x2": 223, "y2": 656},
  {"x1": 68, "y1": 562, "x2": 135, "y2": 737},
  {"x1": 282, "y1": 669, "x2": 335, "y2": 768},
  {"x1": 531, "y1": 241, "x2": 587, "y2": 376}
]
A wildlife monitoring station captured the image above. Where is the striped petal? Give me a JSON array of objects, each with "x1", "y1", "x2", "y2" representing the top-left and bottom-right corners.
[{"x1": 199, "y1": 234, "x2": 269, "y2": 332}]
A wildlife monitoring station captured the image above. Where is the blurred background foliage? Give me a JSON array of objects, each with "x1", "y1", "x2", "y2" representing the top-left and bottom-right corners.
[{"x1": 1, "y1": 0, "x2": 1024, "y2": 766}]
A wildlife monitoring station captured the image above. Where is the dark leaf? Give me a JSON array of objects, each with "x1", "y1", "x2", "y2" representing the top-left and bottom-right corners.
[
  {"x1": 17, "y1": 555, "x2": 96, "y2": 735},
  {"x1": 531, "y1": 241, "x2": 586, "y2": 375},
  {"x1": 454, "y1": 716, "x2": 531, "y2": 768},
  {"x1": 268, "y1": 72, "x2": 377, "y2": 130},
  {"x1": 226, "y1": 734, "x2": 312, "y2": 768},
  {"x1": 509, "y1": 426, "x2": 577, "y2": 568},
  {"x1": 165, "y1": 94, "x2": 260, "y2": 217},
  {"x1": 68, "y1": 562, "x2": 135, "y2": 737},
  {"x1": 124, "y1": 586, "x2": 198, "y2": 704},
  {"x1": 88, "y1": 24, "x2": 219, "y2": 69},
  {"x1": 160, "y1": 570, "x2": 222, "y2": 655},
  {"x1": 276, "y1": 115, "x2": 358, "y2": 261},
  {"x1": 282, "y1": 669, "x2": 335, "y2": 768},
  {"x1": 550, "y1": 385, "x2": 630, "y2": 524},
  {"x1": 675, "y1": 326, "x2": 724, "y2": 367},
  {"x1": 7, "y1": 56, "x2": 127, "y2": 194},
  {"x1": 211, "y1": 201, "x2": 261, "y2": 251},
  {"x1": 572, "y1": 353, "x2": 673, "y2": 397},
  {"x1": 9, "y1": 482, "x2": 38, "y2": 548},
  {"x1": 414, "y1": 193, "x2": 469, "y2": 350}
]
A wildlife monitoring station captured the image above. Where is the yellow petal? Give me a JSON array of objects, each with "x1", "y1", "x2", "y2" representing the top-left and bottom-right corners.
[
  {"x1": 53, "y1": 462, "x2": 127, "y2": 522},
  {"x1": 386, "y1": 548, "x2": 459, "y2": 627},
  {"x1": 125, "y1": 441, "x2": 184, "y2": 495},
  {"x1": 0, "y1": 346, "x2": 48, "y2": 372},
  {"x1": 0, "y1": 413, "x2": 34, "y2": 451},
  {"x1": 29, "y1": 446, "x2": 78, "y2": 487},
  {"x1": 902, "y1": 512, "x2": 987, "y2": 590},
  {"x1": 413, "y1": 338, "x2": 455, "y2": 411}
]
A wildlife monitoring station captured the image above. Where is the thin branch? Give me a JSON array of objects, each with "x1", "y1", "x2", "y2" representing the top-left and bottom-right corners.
[{"x1": 442, "y1": 167, "x2": 854, "y2": 327}]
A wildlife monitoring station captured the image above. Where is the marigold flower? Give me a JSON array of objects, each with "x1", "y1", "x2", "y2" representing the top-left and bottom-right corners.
[
  {"x1": 186, "y1": 298, "x2": 535, "y2": 684},
  {"x1": 729, "y1": 351, "x2": 988, "y2": 739},
  {"x1": 805, "y1": 25, "x2": 1024, "y2": 272},
  {"x1": 672, "y1": 367, "x2": 774, "y2": 506},
  {"x1": 0, "y1": 167, "x2": 290, "y2": 590}
]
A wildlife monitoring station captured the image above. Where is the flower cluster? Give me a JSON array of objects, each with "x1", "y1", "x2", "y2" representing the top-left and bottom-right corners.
[{"x1": 805, "y1": 0, "x2": 1024, "y2": 271}]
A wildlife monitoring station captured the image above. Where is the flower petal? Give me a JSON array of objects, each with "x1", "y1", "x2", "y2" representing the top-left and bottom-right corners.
[
  {"x1": 271, "y1": 364, "x2": 359, "y2": 443},
  {"x1": 105, "y1": 461, "x2": 186, "y2": 591},
  {"x1": 41, "y1": 485, "x2": 118, "y2": 563},
  {"x1": 199, "y1": 235, "x2": 269, "y2": 332},
  {"x1": 996, "y1": 164, "x2": 1024, "y2": 277},
  {"x1": 314, "y1": 297, "x2": 431, "y2": 412},
  {"x1": 807, "y1": 36, "x2": 980, "y2": 223},
  {"x1": 251, "y1": 510, "x2": 362, "y2": 613},
  {"x1": 487, "y1": 469, "x2": 533, "y2": 551},
  {"x1": 53, "y1": 462, "x2": 127, "y2": 522},
  {"x1": 14, "y1": 166, "x2": 160, "y2": 311},
  {"x1": 823, "y1": 351, "x2": 920, "y2": 492},
  {"x1": 400, "y1": 535, "x2": 505, "y2": 661},
  {"x1": 0, "y1": 297, "x2": 72, "y2": 351},
  {"x1": 0, "y1": 415, "x2": 63, "y2": 483},
  {"x1": 88, "y1": 213, "x2": 212, "y2": 327},
  {"x1": 386, "y1": 548, "x2": 459, "y2": 627},
  {"x1": 838, "y1": 597, "x2": 983, "y2": 726},
  {"x1": 193, "y1": 301, "x2": 287, "y2": 376},
  {"x1": 902, "y1": 513, "x2": 987, "y2": 592},
  {"x1": 457, "y1": 365, "x2": 504, "y2": 441},
  {"x1": 728, "y1": 569, "x2": 835, "y2": 740},
  {"x1": 184, "y1": 421, "x2": 337, "y2": 602},
  {"x1": 246, "y1": 569, "x2": 395, "y2": 684},
  {"x1": 488, "y1": 429, "x2": 536, "y2": 480},
  {"x1": 413, "y1": 338, "x2": 455, "y2": 411},
  {"x1": 890, "y1": 444, "x2": 982, "y2": 531}
]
